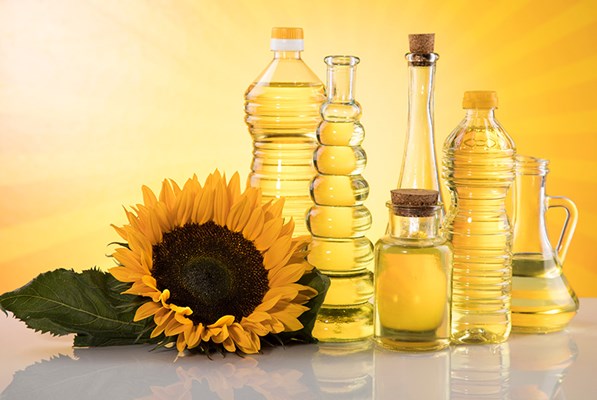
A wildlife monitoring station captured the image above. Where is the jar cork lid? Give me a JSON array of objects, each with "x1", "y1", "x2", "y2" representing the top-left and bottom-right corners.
[
  {"x1": 409, "y1": 33, "x2": 435, "y2": 53},
  {"x1": 390, "y1": 189, "x2": 439, "y2": 217},
  {"x1": 462, "y1": 90, "x2": 498, "y2": 109}
]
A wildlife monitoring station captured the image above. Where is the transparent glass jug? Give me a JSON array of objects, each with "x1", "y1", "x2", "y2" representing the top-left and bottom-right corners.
[{"x1": 511, "y1": 155, "x2": 579, "y2": 333}]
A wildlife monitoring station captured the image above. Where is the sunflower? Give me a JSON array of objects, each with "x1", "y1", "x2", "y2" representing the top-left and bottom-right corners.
[{"x1": 109, "y1": 170, "x2": 317, "y2": 354}]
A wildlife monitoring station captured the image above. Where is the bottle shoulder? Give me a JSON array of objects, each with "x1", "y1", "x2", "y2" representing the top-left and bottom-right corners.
[
  {"x1": 375, "y1": 235, "x2": 450, "y2": 251},
  {"x1": 443, "y1": 116, "x2": 515, "y2": 152},
  {"x1": 247, "y1": 57, "x2": 324, "y2": 91}
]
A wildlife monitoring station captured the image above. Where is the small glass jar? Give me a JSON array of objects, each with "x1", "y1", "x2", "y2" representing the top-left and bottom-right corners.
[{"x1": 374, "y1": 189, "x2": 451, "y2": 351}]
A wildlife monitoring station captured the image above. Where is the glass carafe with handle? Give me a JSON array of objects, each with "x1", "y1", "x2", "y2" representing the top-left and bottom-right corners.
[{"x1": 511, "y1": 155, "x2": 579, "y2": 333}]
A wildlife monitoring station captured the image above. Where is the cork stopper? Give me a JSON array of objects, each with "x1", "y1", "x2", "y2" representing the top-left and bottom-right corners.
[
  {"x1": 390, "y1": 189, "x2": 439, "y2": 217},
  {"x1": 462, "y1": 90, "x2": 498, "y2": 109},
  {"x1": 409, "y1": 33, "x2": 435, "y2": 53},
  {"x1": 271, "y1": 27, "x2": 303, "y2": 40}
]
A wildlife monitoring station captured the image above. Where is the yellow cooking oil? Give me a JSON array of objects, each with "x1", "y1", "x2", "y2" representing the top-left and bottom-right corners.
[
  {"x1": 246, "y1": 82, "x2": 324, "y2": 236},
  {"x1": 374, "y1": 245, "x2": 451, "y2": 351},
  {"x1": 511, "y1": 255, "x2": 579, "y2": 333},
  {"x1": 308, "y1": 56, "x2": 373, "y2": 342},
  {"x1": 443, "y1": 91, "x2": 516, "y2": 344}
]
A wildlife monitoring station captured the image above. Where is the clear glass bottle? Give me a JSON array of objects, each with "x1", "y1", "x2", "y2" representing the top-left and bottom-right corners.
[
  {"x1": 511, "y1": 155, "x2": 579, "y2": 333},
  {"x1": 374, "y1": 189, "x2": 451, "y2": 351},
  {"x1": 245, "y1": 27, "x2": 325, "y2": 236},
  {"x1": 308, "y1": 55, "x2": 374, "y2": 342},
  {"x1": 397, "y1": 34, "x2": 442, "y2": 207},
  {"x1": 443, "y1": 90, "x2": 516, "y2": 344}
]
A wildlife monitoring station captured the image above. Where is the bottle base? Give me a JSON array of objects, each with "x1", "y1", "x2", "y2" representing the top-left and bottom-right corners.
[
  {"x1": 451, "y1": 328, "x2": 509, "y2": 345},
  {"x1": 313, "y1": 304, "x2": 373, "y2": 342},
  {"x1": 512, "y1": 311, "x2": 576, "y2": 334},
  {"x1": 373, "y1": 337, "x2": 449, "y2": 352}
]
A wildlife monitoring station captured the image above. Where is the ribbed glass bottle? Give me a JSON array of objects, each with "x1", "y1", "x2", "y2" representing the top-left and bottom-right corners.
[
  {"x1": 307, "y1": 55, "x2": 374, "y2": 342},
  {"x1": 245, "y1": 27, "x2": 325, "y2": 236},
  {"x1": 443, "y1": 90, "x2": 516, "y2": 344}
]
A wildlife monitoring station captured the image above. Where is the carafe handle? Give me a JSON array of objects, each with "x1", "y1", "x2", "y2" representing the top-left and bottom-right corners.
[{"x1": 546, "y1": 195, "x2": 578, "y2": 264}]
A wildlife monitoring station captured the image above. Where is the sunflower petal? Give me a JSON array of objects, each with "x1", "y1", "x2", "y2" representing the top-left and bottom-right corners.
[
  {"x1": 109, "y1": 266, "x2": 139, "y2": 282},
  {"x1": 232, "y1": 196, "x2": 254, "y2": 232},
  {"x1": 228, "y1": 323, "x2": 258, "y2": 353},
  {"x1": 279, "y1": 218, "x2": 295, "y2": 238},
  {"x1": 159, "y1": 179, "x2": 177, "y2": 211},
  {"x1": 271, "y1": 311, "x2": 304, "y2": 332},
  {"x1": 176, "y1": 186, "x2": 194, "y2": 226},
  {"x1": 263, "y1": 198, "x2": 285, "y2": 221},
  {"x1": 165, "y1": 316, "x2": 188, "y2": 336},
  {"x1": 142, "y1": 185, "x2": 158, "y2": 207},
  {"x1": 151, "y1": 310, "x2": 173, "y2": 338},
  {"x1": 254, "y1": 294, "x2": 282, "y2": 313},
  {"x1": 253, "y1": 218, "x2": 283, "y2": 251},
  {"x1": 113, "y1": 248, "x2": 146, "y2": 273},
  {"x1": 185, "y1": 324, "x2": 204, "y2": 349},
  {"x1": 196, "y1": 186, "x2": 215, "y2": 224},
  {"x1": 261, "y1": 285, "x2": 299, "y2": 302},
  {"x1": 263, "y1": 234, "x2": 293, "y2": 270},
  {"x1": 122, "y1": 280, "x2": 161, "y2": 298},
  {"x1": 111, "y1": 224, "x2": 128, "y2": 241},
  {"x1": 268, "y1": 262, "x2": 306, "y2": 287},
  {"x1": 170, "y1": 179, "x2": 182, "y2": 195},
  {"x1": 241, "y1": 319, "x2": 270, "y2": 336},
  {"x1": 213, "y1": 179, "x2": 229, "y2": 226},
  {"x1": 176, "y1": 333, "x2": 187, "y2": 353},
  {"x1": 208, "y1": 315, "x2": 235, "y2": 328},
  {"x1": 225, "y1": 196, "x2": 248, "y2": 232},
  {"x1": 243, "y1": 207, "x2": 265, "y2": 241},
  {"x1": 227, "y1": 172, "x2": 241, "y2": 205},
  {"x1": 134, "y1": 301, "x2": 161, "y2": 321}
]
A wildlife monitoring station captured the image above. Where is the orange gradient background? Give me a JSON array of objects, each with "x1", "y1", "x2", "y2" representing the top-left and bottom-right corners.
[{"x1": 1, "y1": 0, "x2": 596, "y2": 296}]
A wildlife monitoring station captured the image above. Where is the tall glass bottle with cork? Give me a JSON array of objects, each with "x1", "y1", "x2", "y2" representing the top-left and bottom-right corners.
[
  {"x1": 308, "y1": 55, "x2": 374, "y2": 342},
  {"x1": 443, "y1": 90, "x2": 516, "y2": 344},
  {"x1": 245, "y1": 27, "x2": 325, "y2": 236},
  {"x1": 397, "y1": 34, "x2": 442, "y2": 208}
]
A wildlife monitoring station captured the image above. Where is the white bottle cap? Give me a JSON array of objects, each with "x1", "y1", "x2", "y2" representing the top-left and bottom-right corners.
[{"x1": 270, "y1": 27, "x2": 304, "y2": 51}]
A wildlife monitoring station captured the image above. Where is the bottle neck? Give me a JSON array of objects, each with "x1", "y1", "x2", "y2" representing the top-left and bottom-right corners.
[
  {"x1": 326, "y1": 58, "x2": 358, "y2": 104},
  {"x1": 387, "y1": 203, "x2": 441, "y2": 240},
  {"x1": 321, "y1": 55, "x2": 361, "y2": 121},
  {"x1": 464, "y1": 108, "x2": 497, "y2": 122},
  {"x1": 512, "y1": 157, "x2": 552, "y2": 256},
  {"x1": 273, "y1": 50, "x2": 302, "y2": 60},
  {"x1": 397, "y1": 54, "x2": 441, "y2": 198}
]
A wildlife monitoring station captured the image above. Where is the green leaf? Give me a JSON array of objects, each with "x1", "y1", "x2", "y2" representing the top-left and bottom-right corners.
[
  {"x1": 0, "y1": 268, "x2": 161, "y2": 346},
  {"x1": 267, "y1": 268, "x2": 330, "y2": 345}
]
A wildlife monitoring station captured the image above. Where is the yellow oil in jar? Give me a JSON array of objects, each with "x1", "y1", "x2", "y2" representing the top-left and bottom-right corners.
[{"x1": 374, "y1": 244, "x2": 451, "y2": 351}]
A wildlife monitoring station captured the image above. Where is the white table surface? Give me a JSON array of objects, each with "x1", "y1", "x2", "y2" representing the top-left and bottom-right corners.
[{"x1": 1, "y1": 298, "x2": 596, "y2": 400}]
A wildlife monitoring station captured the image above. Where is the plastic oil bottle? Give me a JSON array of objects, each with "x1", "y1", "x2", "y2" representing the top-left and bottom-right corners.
[
  {"x1": 245, "y1": 27, "x2": 325, "y2": 236},
  {"x1": 443, "y1": 90, "x2": 516, "y2": 344}
]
